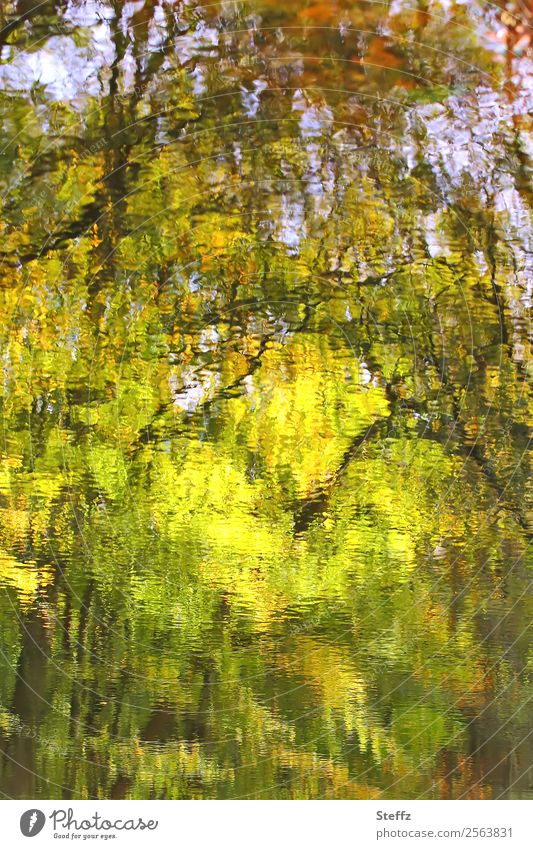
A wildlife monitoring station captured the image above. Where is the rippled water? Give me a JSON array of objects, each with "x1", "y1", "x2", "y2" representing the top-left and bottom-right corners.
[{"x1": 0, "y1": 0, "x2": 531, "y2": 800}]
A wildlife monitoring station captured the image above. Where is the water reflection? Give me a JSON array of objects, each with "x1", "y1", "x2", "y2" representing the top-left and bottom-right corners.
[{"x1": 0, "y1": 0, "x2": 531, "y2": 799}]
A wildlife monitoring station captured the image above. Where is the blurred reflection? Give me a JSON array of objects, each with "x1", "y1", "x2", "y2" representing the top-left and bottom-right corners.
[{"x1": 0, "y1": 0, "x2": 531, "y2": 800}]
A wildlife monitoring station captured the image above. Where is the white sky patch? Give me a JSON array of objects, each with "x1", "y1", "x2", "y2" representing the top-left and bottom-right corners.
[
  {"x1": 275, "y1": 196, "x2": 306, "y2": 252},
  {"x1": 292, "y1": 90, "x2": 334, "y2": 139},
  {"x1": 424, "y1": 212, "x2": 452, "y2": 258},
  {"x1": 240, "y1": 79, "x2": 267, "y2": 117},
  {"x1": 360, "y1": 363, "x2": 372, "y2": 385},
  {"x1": 170, "y1": 368, "x2": 217, "y2": 413},
  {"x1": 173, "y1": 23, "x2": 219, "y2": 65},
  {"x1": 65, "y1": 0, "x2": 114, "y2": 27}
]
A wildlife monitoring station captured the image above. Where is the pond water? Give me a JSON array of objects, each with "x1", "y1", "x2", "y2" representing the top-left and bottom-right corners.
[{"x1": 0, "y1": 0, "x2": 531, "y2": 800}]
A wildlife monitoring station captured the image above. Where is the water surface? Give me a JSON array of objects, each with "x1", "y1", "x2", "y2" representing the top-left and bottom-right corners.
[{"x1": 0, "y1": 0, "x2": 531, "y2": 799}]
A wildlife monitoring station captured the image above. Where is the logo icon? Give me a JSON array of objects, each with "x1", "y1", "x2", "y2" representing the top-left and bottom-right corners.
[{"x1": 20, "y1": 810, "x2": 46, "y2": 837}]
